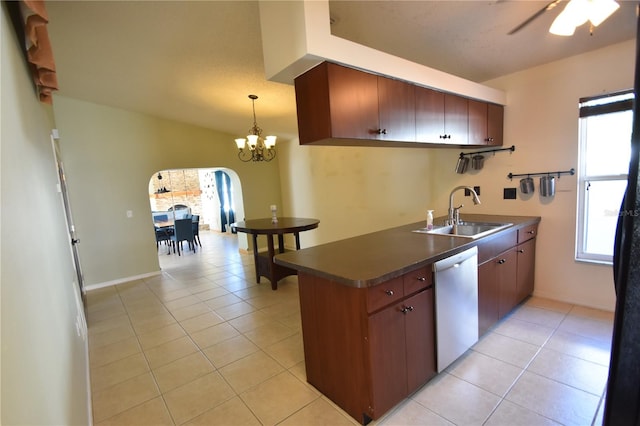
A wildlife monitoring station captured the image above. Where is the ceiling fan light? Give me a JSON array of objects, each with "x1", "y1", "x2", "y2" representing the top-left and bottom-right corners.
[
  {"x1": 588, "y1": 0, "x2": 620, "y2": 26},
  {"x1": 564, "y1": 0, "x2": 590, "y2": 24},
  {"x1": 549, "y1": 13, "x2": 577, "y2": 36}
]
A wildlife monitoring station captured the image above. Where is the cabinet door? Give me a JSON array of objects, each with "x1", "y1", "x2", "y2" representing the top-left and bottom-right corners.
[
  {"x1": 468, "y1": 99, "x2": 488, "y2": 146},
  {"x1": 404, "y1": 289, "x2": 436, "y2": 393},
  {"x1": 516, "y1": 239, "x2": 536, "y2": 303},
  {"x1": 496, "y1": 249, "x2": 518, "y2": 319},
  {"x1": 378, "y1": 77, "x2": 415, "y2": 142},
  {"x1": 415, "y1": 86, "x2": 445, "y2": 143},
  {"x1": 327, "y1": 63, "x2": 379, "y2": 139},
  {"x1": 468, "y1": 101, "x2": 504, "y2": 146},
  {"x1": 368, "y1": 302, "x2": 408, "y2": 417},
  {"x1": 478, "y1": 260, "x2": 499, "y2": 336},
  {"x1": 487, "y1": 103, "x2": 504, "y2": 146},
  {"x1": 444, "y1": 93, "x2": 468, "y2": 145},
  {"x1": 294, "y1": 62, "x2": 332, "y2": 145}
]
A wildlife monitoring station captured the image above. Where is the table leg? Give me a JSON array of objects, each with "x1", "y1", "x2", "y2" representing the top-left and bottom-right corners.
[
  {"x1": 278, "y1": 233, "x2": 285, "y2": 254},
  {"x1": 251, "y1": 234, "x2": 260, "y2": 283},
  {"x1": 294, "y1": 232, "x2": 301, "y2": 250},
  {"x1": 267, "y1": 234, "x2": 277, "y2": 290}
]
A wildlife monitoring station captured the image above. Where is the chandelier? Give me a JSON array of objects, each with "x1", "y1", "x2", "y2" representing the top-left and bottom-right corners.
[{"x1": 234, "y1": 94, "x2": 276, "y2": 162}]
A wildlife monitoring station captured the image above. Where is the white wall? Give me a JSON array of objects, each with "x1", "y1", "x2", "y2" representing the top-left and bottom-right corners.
[
  {"x1": 280, "y1": 39, "x2": 635, "y2": 311},
  {"x1": 51, "y1": 97, "x2": 283, "y2": 286},
  {"x1": 1, "y1": 4, "x2": 90, "y2": 424}
]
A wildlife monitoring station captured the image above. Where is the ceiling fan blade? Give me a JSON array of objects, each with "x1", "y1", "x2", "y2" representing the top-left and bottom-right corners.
[{"x1": 508, "y1": 0, "x2": 563, "y2": 35}]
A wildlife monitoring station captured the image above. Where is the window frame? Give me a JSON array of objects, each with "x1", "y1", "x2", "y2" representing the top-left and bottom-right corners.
[{"x1": 576, "y1": 90, "x2": 633, "y2": 265}]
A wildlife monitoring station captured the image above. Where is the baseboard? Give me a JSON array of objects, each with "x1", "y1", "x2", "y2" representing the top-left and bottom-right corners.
[
  {"x1": 84, "y1": 270, "x2": 162, "y2": 292},
  {"x1": 531, "y1": 290, "x2": 615, "y2": 312}
]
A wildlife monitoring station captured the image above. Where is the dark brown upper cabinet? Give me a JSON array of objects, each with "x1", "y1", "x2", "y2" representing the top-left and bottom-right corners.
[
  {"x1": 415, "y1": 87, "x2": 470, "y2": 145},
  {"x1": 294, "y1": 61, "x2": 502, "y2": 148},
  {"x1": 294, "y1": 62, "x2": 415, "y2": 145},
  {"x1": 377, "y1": 76, "x2": 416, "y2": 142},
  {"x1": 469, "y1": 99, "x2": 504, "y2": 146}
]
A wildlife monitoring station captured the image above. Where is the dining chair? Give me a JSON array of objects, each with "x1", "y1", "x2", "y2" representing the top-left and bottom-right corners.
[
  {"x1": 154, "y1": 227, "x2": 171, "y2": 248},
  {"x1": 171, "y1": 218, "x2": 195, "y2": 256},
  {"x1": 191, "y1": 214, "x2": 201, "y2": 247},
  {"x1": 155, "y1": 226, "x2": 172, "y2": 253}
]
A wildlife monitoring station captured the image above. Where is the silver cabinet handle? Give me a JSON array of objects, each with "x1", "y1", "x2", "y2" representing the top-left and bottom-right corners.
[
  {"x1": 417, "y1": 277, "x2": 426, "y2": 282},
  {"x1": 400, "y1": 306, "x2": 414, "y2": 314},
  {"x1": 385, "y1": 290, "x2": 394, "y2": 296}
]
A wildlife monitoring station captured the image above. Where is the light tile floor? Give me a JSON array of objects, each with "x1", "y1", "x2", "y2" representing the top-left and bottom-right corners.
[{"x1": 87, "y1": 231, "x2": 614, "y2": 425}]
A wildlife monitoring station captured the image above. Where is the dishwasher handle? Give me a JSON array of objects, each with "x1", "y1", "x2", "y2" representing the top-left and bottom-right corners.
[{"x1": 433, "y1": 246, "x2": 478, "y2": 272}]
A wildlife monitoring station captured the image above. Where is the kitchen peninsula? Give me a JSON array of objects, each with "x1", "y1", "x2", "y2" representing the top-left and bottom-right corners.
[{"x1": 274, "y1": 214, "x2": 540, "y2": 424}]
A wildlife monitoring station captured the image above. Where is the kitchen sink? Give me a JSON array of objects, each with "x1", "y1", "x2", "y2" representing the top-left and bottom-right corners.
[{"x1": 412, "y1": 221, "x2": 512, "y2": 239}]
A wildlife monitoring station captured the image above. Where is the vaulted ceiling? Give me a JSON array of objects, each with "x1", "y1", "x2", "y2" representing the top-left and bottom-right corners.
[{"x1": 46, "y1": 1, "x2": 637, "y2": 142}]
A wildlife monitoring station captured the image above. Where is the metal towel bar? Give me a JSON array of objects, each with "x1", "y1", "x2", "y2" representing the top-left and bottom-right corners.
[{"x1": 508, "y1": 168, "x2": 575, "y2": 180}]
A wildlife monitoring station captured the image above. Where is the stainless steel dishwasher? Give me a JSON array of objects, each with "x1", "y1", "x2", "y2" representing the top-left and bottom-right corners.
[{"x1": 433, "y1": 246, "x2": 479, "y2": 372}]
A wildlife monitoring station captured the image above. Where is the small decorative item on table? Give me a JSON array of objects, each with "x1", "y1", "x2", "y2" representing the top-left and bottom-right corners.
[{"x1": 270, "y1": 204, "x2": 278, "y2": 224}]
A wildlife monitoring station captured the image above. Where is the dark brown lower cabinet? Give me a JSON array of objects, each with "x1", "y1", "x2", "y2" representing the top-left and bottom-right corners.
[
  {"x1": 478, "y1": 259, "x2": 499, "y2": 337},
  {"x1": 516, "y1": 238, "x2": 536, "y2": 302},
  {"x1": 369, "y1": 288, "x2": 435, "y2": 416},
  {"x1": 297, "y1": 270, "x2": 436, "y2": 424},
  {"x1": 478, "y1": 227, "x2": 538, "y2": 336},
  {"x1": 497, "y1": 249, "x2": 518, "y2": 319}
]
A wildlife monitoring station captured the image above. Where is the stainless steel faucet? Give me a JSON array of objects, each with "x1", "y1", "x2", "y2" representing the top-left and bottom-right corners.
[{"x1": 447, "y1": 186, "x2": 481, "y2": 226}]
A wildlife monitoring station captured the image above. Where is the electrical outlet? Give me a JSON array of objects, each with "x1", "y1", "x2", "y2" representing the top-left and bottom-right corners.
[
  {"x1": 465, "y1": 186, "x2": 481, "y2": 196},
  {"x1": 504, "y1": 188, "x2": 517, "y2": 199},
  {"x1": 126, "y1": 210, "x2": 133, "y2": 218}
]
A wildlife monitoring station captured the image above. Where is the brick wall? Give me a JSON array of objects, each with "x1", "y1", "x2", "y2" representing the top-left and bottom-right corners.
[{"x1": 149, "y1": 169, "x2": 212, "y2": 229}]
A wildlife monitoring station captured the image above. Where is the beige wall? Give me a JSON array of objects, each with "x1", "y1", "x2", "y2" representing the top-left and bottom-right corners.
[
  {"x1": 1, "y1": 4, "x2": 90, "y2": 424},
  {"x1": 280, "y1": 39, "x2": 635, "y2": 311},
  {"x1": 278, "y1": 140, "x2": 436, "y2": 248},
  {"x1": 51, "y1": 97, "x2": 282, "y2": 286},
  {"x1": 468, "y1": 38, "x2": 633, "y2": 311}
]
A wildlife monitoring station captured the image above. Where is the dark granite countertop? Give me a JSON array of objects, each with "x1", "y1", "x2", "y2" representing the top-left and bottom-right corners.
[{"x1": 274, "y1": 214, "x2": 541, "y2": 288}]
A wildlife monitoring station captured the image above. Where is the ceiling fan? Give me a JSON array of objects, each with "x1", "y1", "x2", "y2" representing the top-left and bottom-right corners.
[{"x1": 508, "y1": 0, "x2": 621, "y2": 36}]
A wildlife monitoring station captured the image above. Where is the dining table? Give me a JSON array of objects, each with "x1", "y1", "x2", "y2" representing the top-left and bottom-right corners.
[{"x1": 232, "y1": 217, "x2": 319, "y2": 290}]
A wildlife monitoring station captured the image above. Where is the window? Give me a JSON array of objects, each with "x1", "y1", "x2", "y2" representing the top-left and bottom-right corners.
[{"x1": 576, "y1": 91, "x2": 633, "y2": 264}]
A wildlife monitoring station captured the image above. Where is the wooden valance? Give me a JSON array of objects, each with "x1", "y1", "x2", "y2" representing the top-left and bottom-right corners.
[{"x1": 8, "y1": 0, "x2": 58, "y2": 104}]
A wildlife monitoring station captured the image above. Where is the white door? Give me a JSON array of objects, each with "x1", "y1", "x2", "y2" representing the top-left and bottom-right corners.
[{"x1": 52, "y1": 133, "x2": 85, "y2": 304}]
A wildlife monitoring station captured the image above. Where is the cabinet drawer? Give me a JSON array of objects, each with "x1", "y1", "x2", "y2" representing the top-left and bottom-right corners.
[
  {"x1": 518, "y1": 224, "x2": 538, "y2": 243},
  {"x1": 403, "y1": 266, "x2": 432, "y2": 296},
  {"x1": 368, "y1": 277, "x2": 404, "y2": 313},
  {"x1": 477, "y1": 231, "x2": 517, "y2": 264}
]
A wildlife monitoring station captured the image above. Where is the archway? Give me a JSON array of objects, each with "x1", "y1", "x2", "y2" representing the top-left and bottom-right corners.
[{"x1": 148, "y1": 167, "x2": 249, "y2": 252}]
